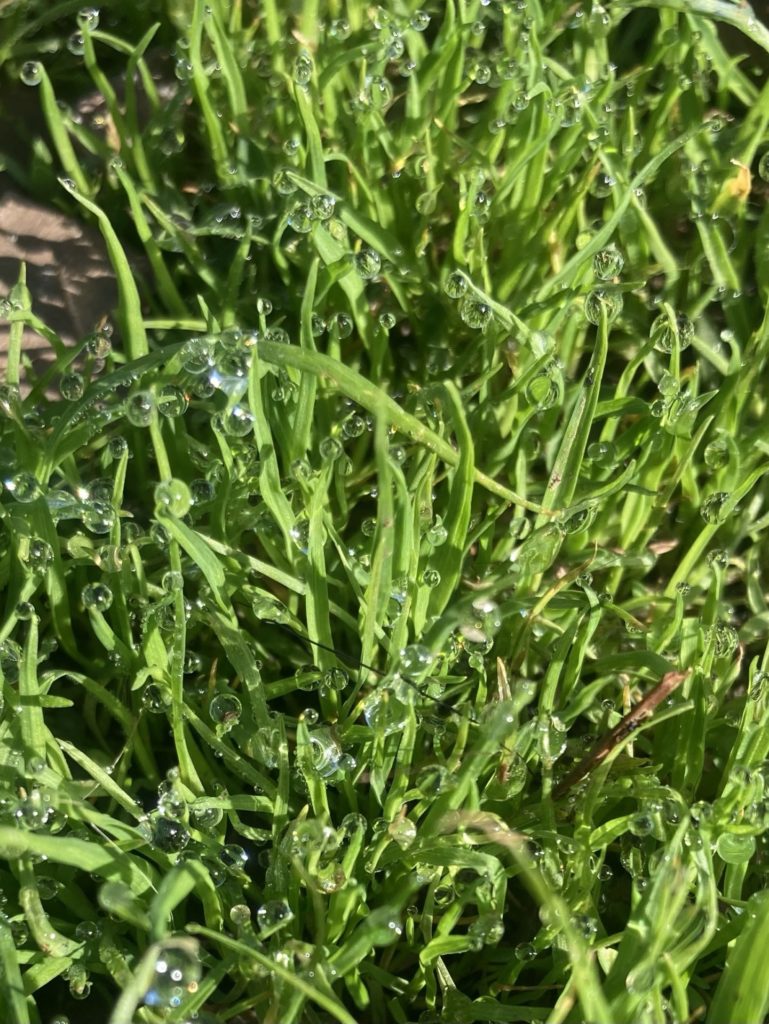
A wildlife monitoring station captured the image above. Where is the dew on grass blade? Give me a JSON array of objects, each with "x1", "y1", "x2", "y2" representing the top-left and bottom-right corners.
[
  {"x1": 209, "y1": 693, "x2": 242, "y2": 733},
  {"x1": 60, "y1": 372, "x2": 85, "y2": 401},
  {"x1": 20, "y1": 61, "x2": 42, "y2": 86},
  {"x1": 584, "y1": 288, "x2": 623, "y2": 325},
  {"x1": 257, "y1": 899, "x2": 294, "y2": 936},
  {"x1": 152, "y1": 816, "x2": 190, "y2": 853},
  {"x1": 704, "y1": 436, "x2": 730, "y2": 470},
  {"x1": 142, "y1": 683, "x2": 172, "y2": 714},
  {"x1": 593, "y1": 245, "x2": 624, "y2": 280},
  {"x1": 442, "y1": 270, "x2": 466, "y2": 299},
  {"x1": 459, "y1": 297, "x2": 492, "y2": 329},
  {"x1": 293, "y1": 52, "x2": 313, "y2": 87},
  {"x1": 650, "y1": 310, "x2": 694, "y2": 352},
  {"x1": 77, "y1": 6, "x2": 100, "y2": 29},
  {"x1": 125, "y1": 391, "x2": 156, "y2": 427},
  {"x1": 82, "y1": 582, "x2": 113, "y2": 611},
  {"x1": 6, "y1": 472, "x2": 42, "y2": 502},
  {"x1": 157, "y1": 385, "x2": 188, "y2": 418},
  {"x1": 354, "y1": 247, "x2": 382, "y2": 280},
  {"x1": 155, "y1": 479, "x2": 192, "y2": 517},
  {"x1": 587, "y1": 440, "x2": 616, "y2": 466},
  {"x1": 288, "y1": 203, "x2": 312, "y2": 233},
  {"x1": 144, "y1": 938, "x2": 201, "y2": 1009},
  {"x1": 700, "y1": 491, "x2": 729, "y2": 524}
]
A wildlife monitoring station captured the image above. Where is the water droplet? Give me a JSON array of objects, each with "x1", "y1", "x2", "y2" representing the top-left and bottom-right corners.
[
  {"x1": 81, "y1": 499, "x2": 115, "y2": 534},
  {"x1": 363, "y1": 690, "x2": 409, "y2": 736},
  {"x1": 368, "y1": 908, "x2": 403, "y2": 946},
  {"x1": 230, "y1": 904, "x2": 251, "y2": 926},
  {"x1": 586, "y1": 440, "x2": 616, "y2": 466},
  {"x1": 125, "y1": 391, "x2": 155, "y2": 427},
  {"x1": 157, "y1": 385, "x2": 188, "y2": 418},
  {"x1": 709, "y1": 621, "x2": 738, "y2": 657},
  {"x1": 515, "y1": 941, "x2": 537, "y2": 961},
  {"x1": 5, "y1": 472, "x2": 42, "y2": 503},
  {"x1": 704, "y1": 436, "x2": 730, "y2": 470},
  {"x1": 220, "y1": 405, "x2": 253, "y2": 437},
  {"x1": 144, "y1": 939, "x2": 201, "y2": 1009},
  {"x1": 142, "y1": 683, "x2": 171, "y2": 714},
  {"x1": 342, "y1": 413, "x2": 366, "y2": 439},
  {"x1": 525, "y1": 363, "x2": 563, "y2": 410},
  {"x1": 354, "y1": 247, "x2": 381, "y2": 280},
  {"x1": 410, "y1": 9, "x2": 430, "y2": 30},
  {"x1": 288, "y1": 202, "x2": 313, "y2": 233},
  {"x1": 587, "y1": 2, "x2": 611, "y2": 36},
  {"x1": 310, "y1": 193, "x2": 335, "y2": 220},
  {"x1": 82, "y1": 582, "x2": 113, "y2": 611},
  {"x1": 209, "y1": 693, "x2": 242, "y2": 732},
  {"x1": 469, "y1": 913, "x2": 504, "y2": 949},
  {"x1": 60, "y1": 372, "x2": 85, "y2": 401},
  {"x1": 257, "y1": 899, "x2": 294, "y2": 935},
  {"x1": 650, "y1": 310, "x2": 694, "y2": 352},
  {"x1": 182, "y1": 338, "x2": 215, "y2": 374},
  {"x1": 716, "y1": 832, "x2": 755, "y2": 864},
  {"x1": 108, "y1": 436, "x2": 128, "y2": 459},
  {"x1": 458, "y1": 296, "x2": 492, "y2": 329},
  {"x1": 700, "y1": 491, "x2": 729, "y2": 524},
  {"x1": 592, "y1": 245, "x2": 624, "y2": 280},
  {"x1": 361, "y1": 75, "x2": 392, "y2": 110},
  {"x1": 20, "y1": 61, "x2": 42, "y2": 86},
  {"x1": 155, "y1": 479, "x2": 192, "y2": 517},
  {"x1": 388, "y1": 818, "x2": 417, "y2": 849},
  {"x1": 399, "y1": 644, "x2": 434, "y2": 676},
  {"x1": 584, "y1": 288, "x2": 623, "y2": 325},
  {"x1": 67, "y1": 31, "x2": 85, "y2": 56},
  {"x1": 152, "y1": 816, "x2": 190, "y2": 853},
  {"x1": 758, "y1": 152, "x2": 769, "y2": 182},
  {"x1": 24, "y1": 538, "x2": 53, "y2": 571},
  {"x1": 331, "y1": 312, "x2": 353, "y2": 338},
  {"x1": 422, "y1": 568, "x2": 441, "y2": 587},
  {"x1": 77, "y1": 6, "x2": 100, "y2": 29},
  {"x1": 426, "y1": 516, "x2": 448, "y2": 546},
  {"x1": 293, "y1": 52, "x2": 313, "y2": 87}
]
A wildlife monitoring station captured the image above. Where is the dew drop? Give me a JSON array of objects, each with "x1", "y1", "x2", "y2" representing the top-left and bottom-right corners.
[
  {"x1": 209, "y1": 693, "x2": 242, "y2": 732},
  {"x1": 354, "y1": 247, "x2": 381, "y2": 280},
  {"x1": 700, "y1": 491, "x2": 729, "y2": 524},
  {"x1": 459, "y1": 297, "x2": 492, "y2": 330},
  {"x1": 650, "y1": 310, "x2": 694, "y2": 352},
  {"x1": 143, "y1": 939, "x2": 201, "y2": 1009},
  {"x1": 82, "y1": 582, "x2": 113, "y2": 611},
  {"x1": 155, "y1": 478, "x2": 192, "y2": 517},
  {"x1": 592, "y1": 245, "x2": 624, "y2": 280},
  {"x1": 584, "y1": 288, "x2": 623, "y2": 325},
  {"x1": 257, "y1": 899, "x2": 294, "y2": 935},
  {"x1": 758, "y1": 152, "x2": 769, "y2": 183},
  {"x1": 5, "y1": 472, "x2": 41, "y2": 503},
  {"x1": 444, "y1": 271, "x2": 468, "y2": 299},
  {"x1": 60, "y1": 372, "x2": 85, "y2": 401},
  {"x1": 20, "y1": 61, "x2": 42, "y2": 86},
  {"x1": 125, "y1": 391, "x2": 155, "y2": 427}
]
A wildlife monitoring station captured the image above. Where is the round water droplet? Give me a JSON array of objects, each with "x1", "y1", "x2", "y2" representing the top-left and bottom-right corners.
[
  {"x1": 758, "y1": 152, "x2": 769, "y2": 183},
  {"x1": 459, "y1": 297, "x2": 492, "y2": 330},
  {"x1": 191, "y1": 478, "x2": 215, "y2": 504},
  {"x1": 182, "y1": 338, "x2": 215, "y2": 374},
  {"x1": 144, "y1": 939, "x2": 201, "y2": 1009},
  {"x1": 426, "y1": 516, "x2": 448, "y2": 546},
  {"x1": 410, "y1": 9, "x2": 430, "y2": 30},
  {"x1": 400, "y1": 644, "x2": 434, "y2": 676},
  {"x1": 592, "y1": 245, "x2": 624, "y2": 280},
  {"x1": 257, "y1": 899, "x2": 294, "y2": 935},
  {"x1": 704, "y1": 436, "x2": 730, "y2": 470},
  {"x1": 82, "y1": 499, "x2": 115, "y2": 534},
  {"x1": 586, "y1": 440, "x2": 616, "y2": 466},
  {"x1": 82, "y1": 582, "x2": 113, "y2": 611},
  {"x1": 444, "y1": 271, "x2": 468, "y2": 299},
  {"x1": 650, "y1": 311, "x2": 694, "y2": 352},
  {"x1": 20, "y1": 61, "x2": 42, "y2": 86},
  {"x1": 515, "y1": 941, "x2": 537, "y2": 961},
  {"x1": 157, "y1": 385, "x2": 188, "y2": 418},
  {"x1": 67, "y1": 31, "x2": 85, "y2": 55},
  {"x1": 125, "y1": 391, "x2": 155, "y2": 427},
  {"x1": 422, "y1": 568, "x2": 441, "y2": 587},
  {"x1": 6, "y1": 472, "x2": 42, "y2": 503},
  {"x1": 700, "y1": 491, "x2": 729, "y2": 524},
  {"x1": 75, "y1": 921, "x2": 101, "y2": 942},
  {"x1": 108, "y1": 436, "x2": 128, "y2": 459},
  {"x1": 588, "y1": 2, "x2": 611, "y2": 36},
  {"x1": 388, "y1": 818, "x2": 417, "y2": 849},
  {"x1": 230, "y1": 904, "x2": 251, "y2": 926},
  {"x1": 362, "y1": 75, "x2": 392, "y2": 110},
  {"x1": 293, "y1": 52, "x2": 313, "y2": 87},
  {"x1": 152, "y1": 816, "x2": 190, "y2": 853},
  {"x1": 310, "y1": 193, "x2": 335, "y2": 220},
  {"x1": 222, "y1": 405, "x2": 254, "y2": 437},
  {"x1": 142, "y1": 683, "x2": 171, "y2": 714},
  {"x1": 525, "y1": 364, "x2": 563, "y2": 410},
  {"x1": 77, "y1": 7, "x2": 100, "y2": 29},
  {"x1": 209, "y1": 693, "x2": 242, "y2": 732},
  {"x1": 584, "y1": 288, "x2": 623, "y2": 325},
  {"x1": 354, "y1": 247, "x2": 381, "y2": 280},
  {"x1": 288, "y1": 203, "x2": 312, "y2": 233},
  {"x1": 60, "y1": 372, "x2": 85, "y2": 401},
  {"x1": 716, "y1": 832, "x2": 756, "y2": 864},
  {"x1": 342, "y1": 413, "x2": 366, "y2": 438},
  {"x1": 710, "y1": 621, "x2": 738, "y2": 657},
  {"x1": 155, "y1": 479, "x2": 192, "y2": 517},
  {"x1": 331, "y1": 312, "x2": 353, "y2": 338}
]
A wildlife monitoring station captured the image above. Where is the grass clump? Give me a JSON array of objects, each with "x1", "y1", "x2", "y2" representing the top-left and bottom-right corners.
[{"x1": 1, "y1": 1, "x2": 769, "y2": 1022}]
